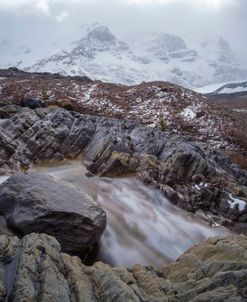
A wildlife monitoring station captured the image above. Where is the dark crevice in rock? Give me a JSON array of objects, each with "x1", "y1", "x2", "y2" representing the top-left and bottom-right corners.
[{"x1": 4, "y1": 246, "x2": 23, "y2": 302}]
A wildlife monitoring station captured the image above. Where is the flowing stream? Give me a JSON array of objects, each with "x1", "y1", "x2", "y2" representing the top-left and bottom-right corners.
[{"x1": 1, "y1": 160, "x2": 229, "y2": 268}]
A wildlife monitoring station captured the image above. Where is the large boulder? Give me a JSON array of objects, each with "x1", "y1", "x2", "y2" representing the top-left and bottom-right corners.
[
  {"x1": 0, "y1": 172, "x2": 106, "y2": 258},
  {"x1": 0, "y1": 233, "x2": 246, "y2": 301},
  {"x1": 21, "y1": 98, "x2": 44, "y2": 109}
]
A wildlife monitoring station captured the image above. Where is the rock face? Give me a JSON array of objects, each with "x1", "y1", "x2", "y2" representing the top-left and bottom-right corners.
[
  {"x1": 0, "y1": 233, "x2": 246, "y2": 301},
  {"x1": 82, "y1": 122, "x2": 247, "y2": 230},
  {"x1": 0, "y1": 105, "x2": 246, "y2": 230},
  {"x1": 0, "y1": 173, "x2": 106, "y2": 257}
]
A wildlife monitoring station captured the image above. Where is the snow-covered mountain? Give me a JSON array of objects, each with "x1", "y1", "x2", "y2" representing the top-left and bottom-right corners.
[
  {"x1": 1, "y1": 23, "x2": 247, "y2": 88},
  {"x1": 211, "y1": 81, "x2": 247, "y2": 94},
  {"x1": 27, "y1": 24, "x2": 144, "y2": 85},
  {"x1": 195, "y1": 80, "x2": 247, "y2": 94}
]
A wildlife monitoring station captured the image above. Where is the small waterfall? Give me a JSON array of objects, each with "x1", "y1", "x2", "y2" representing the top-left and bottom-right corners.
[{"x1": 29, "y1": 160, "x2": 229, "y2": 267}]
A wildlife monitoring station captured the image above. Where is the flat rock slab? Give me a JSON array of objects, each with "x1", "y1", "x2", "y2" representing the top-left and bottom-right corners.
[
  {"x1": 0, "y1": 172, "x2": 106, "y2": 256},
  {"x1": 0, "y1": 233, "x2": 246, "y2": 301}
]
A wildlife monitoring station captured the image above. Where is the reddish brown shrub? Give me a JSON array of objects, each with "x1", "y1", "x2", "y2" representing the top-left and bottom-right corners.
[{"x1": 228, "y1": 151, "x2": 247, "y2": 170}]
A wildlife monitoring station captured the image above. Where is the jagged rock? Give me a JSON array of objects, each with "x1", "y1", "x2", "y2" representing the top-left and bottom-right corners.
[
  {"x1": 0, "y1": 108, "x2": 92, "y2": 171},
  {"x1": 83, "y1": 122, "x2": 133, "y2": 175},
  {"x1": 0, "y1": 233, "x2": 246, "y2": 301},
  {"x1": 0, "y1": 173, "x2": 106, "y2": 257},
  {"x1": 60, "y1": 116, "x2": 96, "y2": 158},
  {"x1": 130, "y1": 126, "x2": 165, "y2": 156},
  {"x1": 0, "y1": 104, "x2": 24, "y2": 118},
  {"x1": 93, "y1": 151, "x2": 139, "y2": 177}
]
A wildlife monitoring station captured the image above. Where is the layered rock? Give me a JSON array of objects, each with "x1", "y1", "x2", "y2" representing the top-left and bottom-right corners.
[
  {"x1": 0, "y1": 105, "x2": 246, "y2": 230},
  {"x1": 0, "y1": 233, "x2": 246, "y2": 301},
  {"x1": 0, "y1": 173, "x2": 106, "y2": 258},
  {"x1": 82, "y1": 123, "x2": 247, "y2": 230}
]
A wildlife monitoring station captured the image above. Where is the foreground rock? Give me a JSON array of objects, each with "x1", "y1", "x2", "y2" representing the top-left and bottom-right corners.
[
  {"x1": 0, "y1": 173, "x2": 106, "y2": 258},
  {"x1": 0, "y1": 233, "x2": 246, "y2": 301},
  {"x1": 0, "y1": 105, "x2": 246, "y2": 230}
]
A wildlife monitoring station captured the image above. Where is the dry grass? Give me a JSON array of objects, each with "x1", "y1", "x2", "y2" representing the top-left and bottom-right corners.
[
  {"x1": 214, "y1": 106, "x2": 247, "y2": 151},
  {"x1": 228, "y1": 151, "x2": 247, "y2": 170}
]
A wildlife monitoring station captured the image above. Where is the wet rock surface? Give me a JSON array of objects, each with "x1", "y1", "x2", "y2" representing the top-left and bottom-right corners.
[
  {"x1": 0, "y1": 233, "x2": 246, "y2": 302},
  {"x1": 0, "y1": 172, "x2": 106, "y2": 257},
  {"x1": 0, "y1": 105, "x2": 246, "y2": 230}
]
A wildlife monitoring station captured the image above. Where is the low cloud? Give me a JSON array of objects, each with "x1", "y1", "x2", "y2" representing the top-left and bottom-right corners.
[
  {"x1": 0, "y1": 0, "x2": 69, "y2": 22},
  {"x1": 55, "y1": 11, "x2": 69, "y2": 22},
  {"x1": 0, "y1": 0, "x2": 246, "y2": 63}
]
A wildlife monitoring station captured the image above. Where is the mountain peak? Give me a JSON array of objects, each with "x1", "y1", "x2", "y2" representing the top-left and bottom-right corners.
[
  {"x1": 152, "y1": 33, "x2": 187, "y2": 52},
  {"x1": 4, "y1": 24, "x2": 247, "y2": 88},
  {"x1": 87, "y1": 25, "x2": 116, "y2": 43}
]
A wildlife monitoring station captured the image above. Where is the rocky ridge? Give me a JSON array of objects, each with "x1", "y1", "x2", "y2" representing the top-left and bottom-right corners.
[
  {"x1": 0, "y1": 103, "x2": 246, "y2": 232},
  {"x1": 0, "y1": 68, "x2": 241, "y2": 149},
  {"x1": 0, "y1": 233, "x2": 246, "y2": 301}
]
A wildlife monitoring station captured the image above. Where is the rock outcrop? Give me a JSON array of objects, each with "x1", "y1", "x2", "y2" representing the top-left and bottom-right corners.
[
  {"x1": 0, "y1": 105, "x2": 246, "y2": 231},
  {"x1": 0, "y1": 69, "x2": 236, "y2": 144},
  {"x1": 0, "y1": 233, "x2": 246, "y2": 301},
  {"x1": 0, "y1": 173, "x2": 106, "y2": 258}
]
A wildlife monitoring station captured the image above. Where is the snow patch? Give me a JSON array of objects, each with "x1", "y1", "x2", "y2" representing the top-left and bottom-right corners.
[
  {"x1": 228, "y1": 194, "x2": 246, "y2": 211},
  {"x1": 181, "y1": 107, "x2": 197, "y2": 120},
  {"x1": 0, "y1": 176, "x2": 9, "y2": 184},
  {"x1": 192, "y1": 182, "x2": 208, "y2": 191},
  {"x1": 81, "y1": 84, "x2": 97, "y2": 102}
]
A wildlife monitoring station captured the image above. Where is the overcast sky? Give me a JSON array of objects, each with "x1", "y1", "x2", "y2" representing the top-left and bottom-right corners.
[{"x1": 0, "y1": 0, "x2": 246, "y2": 62}]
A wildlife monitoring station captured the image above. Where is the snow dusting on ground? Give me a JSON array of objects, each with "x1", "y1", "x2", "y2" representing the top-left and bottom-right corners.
[{"x1": 0, "y1": 72, "x2": 239, "y2": 150}]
